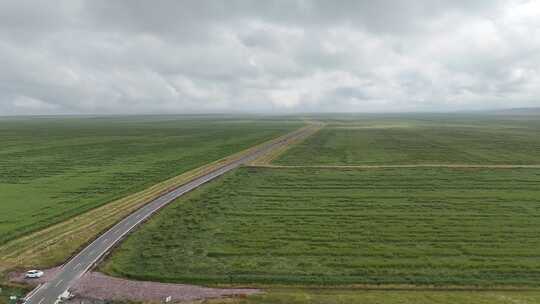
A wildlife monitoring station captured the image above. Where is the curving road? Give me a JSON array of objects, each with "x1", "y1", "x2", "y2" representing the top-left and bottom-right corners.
[{"x1": 23, "y1": 126, "x2": 316, "y2": 304}]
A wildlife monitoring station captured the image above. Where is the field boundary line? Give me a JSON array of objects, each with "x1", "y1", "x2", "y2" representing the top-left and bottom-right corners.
[
  {"x1": 209, "y1": 284, "x2": 540, "y2": 292},
  {"x1": 0, "y1": 124, "x2": 310, "y2": 271},
  {"x1": 250, "y1": 164, "x2": 540, "y2": 169}
]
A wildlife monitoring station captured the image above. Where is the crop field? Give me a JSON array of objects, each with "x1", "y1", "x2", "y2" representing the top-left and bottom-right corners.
[
  {"x1": 103, "y1": 166, "x2": 540, "y2": 286},
  {"x1": 275, "y1": 116, "x2": 540, "y2": 165},
  {"x1": 0, "y1": 116, "x2": 300, "y2": 244}
]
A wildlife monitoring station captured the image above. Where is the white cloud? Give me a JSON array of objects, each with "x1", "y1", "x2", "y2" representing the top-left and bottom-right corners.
[{"x1": 0, "y1": 0, "x2": 539, "y2": 114}]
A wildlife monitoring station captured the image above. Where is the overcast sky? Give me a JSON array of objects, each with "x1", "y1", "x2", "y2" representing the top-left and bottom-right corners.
[{"x1": 1, "y1": 0, "x2": 540, "y2": 115}]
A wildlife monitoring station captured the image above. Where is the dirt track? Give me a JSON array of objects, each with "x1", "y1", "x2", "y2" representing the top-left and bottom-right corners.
[
  {"x1": 71, "y1": 272, "x2": 260, "y2": 302},
  {"x1": 9, "y1": 267, "x2": 61, "y2": 286},
  {"x1": 11, "y1": 269, "x2": 260, "y2": 303}
]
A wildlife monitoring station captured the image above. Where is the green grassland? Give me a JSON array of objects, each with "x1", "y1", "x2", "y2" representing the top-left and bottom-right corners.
[
  {"x1": 103, "y1": 166, "x2": 540, "y2": 286},
  {"x1": 275, "y1": 115, "x2": 540, "y2": 165},
  {"x1": 204, "y1": 289, "x2": 540, "y2": 304},
  {"x1": 0, "y1": 116, "x2": 300, "y2": 244}
]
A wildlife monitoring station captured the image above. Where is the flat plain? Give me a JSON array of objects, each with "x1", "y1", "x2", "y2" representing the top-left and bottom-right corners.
[
  {"x1": 6, "y1": 114, "x2": 540, "y2": 303},
  {"x1": 103, "y1": 166, "x2": 540, "y2": 286},
  {"x1": 275, "y1": 115, "x2": 540, "y2": 165},
  {"x1": 0, "y1": 116, "x2": 299, "y2": 244}
]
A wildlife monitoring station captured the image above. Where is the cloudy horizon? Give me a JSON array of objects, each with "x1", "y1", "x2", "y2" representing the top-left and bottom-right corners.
[{"x1": 1, "y1": 0, "x2": 540, "y2": 115}]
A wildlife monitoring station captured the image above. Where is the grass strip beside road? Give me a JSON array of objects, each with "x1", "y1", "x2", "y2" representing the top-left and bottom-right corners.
[
  {"x1": 201, "y1": 288, "x2": 540, "y2": 304},
  {"x1": 0, "y1": 124, "x2": 308, "y2": 271}
]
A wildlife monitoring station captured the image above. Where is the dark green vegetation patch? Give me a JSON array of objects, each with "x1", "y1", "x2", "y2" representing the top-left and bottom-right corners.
[
  {"x1": 103, "y1": 167, "x2": 540, "y2": 286},
  {"x1": 275, "y1": 116, "x2": 540, "y2": 165},
  {"x1": 0, "y1": 116, "x2": 299, "y2": 244},
  {"x1": 0, "y1": 284, "x2": 29, "y2": 304}
]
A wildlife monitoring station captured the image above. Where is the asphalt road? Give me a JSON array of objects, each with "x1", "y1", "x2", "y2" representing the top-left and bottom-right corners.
[{"x1": 23, "y1": 126, "x2": 315, "y2": 304}]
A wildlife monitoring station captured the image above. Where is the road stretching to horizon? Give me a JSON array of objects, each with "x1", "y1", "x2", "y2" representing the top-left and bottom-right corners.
[{"x1": 23, "y1": 125, "x2": 317, "y2": 304}]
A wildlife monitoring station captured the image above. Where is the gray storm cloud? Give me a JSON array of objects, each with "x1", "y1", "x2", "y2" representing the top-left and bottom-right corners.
[{"x1": 1, "y1": 0, "x2": 539, "y2": 115}]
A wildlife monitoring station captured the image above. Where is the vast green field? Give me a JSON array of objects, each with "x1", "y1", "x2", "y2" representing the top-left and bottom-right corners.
[
  {"x1": 0, "y1": 116, "x2": 299, "y2": 244},
  {"x1": 275, "y1": 116, "x2": 540, "y2": 165},
  {"x1": 103, "y1": 166, "x2": 540, "y2": 286}
]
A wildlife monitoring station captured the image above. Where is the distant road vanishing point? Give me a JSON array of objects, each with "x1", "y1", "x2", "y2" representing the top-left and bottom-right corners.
[{"x1": 23, "y1": 125, "x2": 317, "y2": 304}]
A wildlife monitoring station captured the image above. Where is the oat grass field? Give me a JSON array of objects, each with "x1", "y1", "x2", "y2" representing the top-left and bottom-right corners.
[
  {"x1": 103, "y1": 166, "x2": 540, "y2": 286},
  {"x1": 275, "y1": 115, "x2": 540, "y2": 166},
  {"x1": 5, "y1": 114, "x2": 540, "y2": 303},
  {"x1": 0, "y1": 116, "x2": 299, "y2": 259}
]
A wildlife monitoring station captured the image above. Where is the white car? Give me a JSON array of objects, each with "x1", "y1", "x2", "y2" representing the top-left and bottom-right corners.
[{"x1": 25, "y1": 270, "x2": 44, "y2": 279}]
